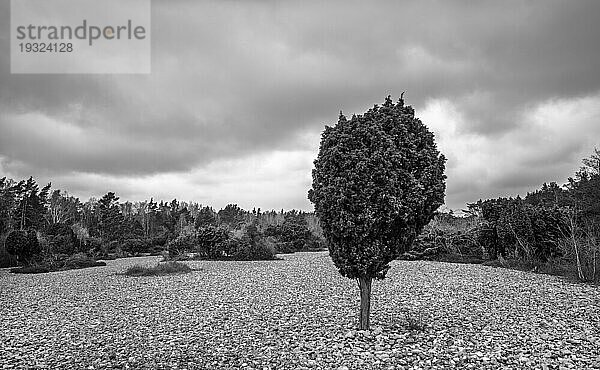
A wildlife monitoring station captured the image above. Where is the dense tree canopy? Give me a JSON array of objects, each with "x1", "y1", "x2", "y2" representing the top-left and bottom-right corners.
[
  {"x1": 310, "y1": 96, "x2": 446, "y2": 279},
  {"x1": 309, "y1": 95, "x2": 446, "y2": 329},
  {"x1": 5, "y1": 229, "x2": 41, "y2": 264}
]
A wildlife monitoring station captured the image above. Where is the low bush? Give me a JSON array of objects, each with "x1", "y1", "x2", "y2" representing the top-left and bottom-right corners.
[
  {"x1": 402, "y1": 218, "x2": 483, "y2": 262},
  {"x1": 120, "y1": 238, "x2": 150, "y2": 255},
  {"x1": 121, "y1": 261, "x2": 192, "y2": 276},
  {"x1": 119, "y1": 237, "x2": 167, "y2": 256},
  {"x1": 165, "y1": 224, "x2": 279, "y2": 261},
  {"x1": 195, "y1": 226, "x2": 231, "y2": 259},
  {"x1": 227, "y1": 236, "x2": 277, "y2": 261},
  {"x1": 8, "y1": 253, "x2": 106, "y2": 274},
  {"x1": 62, "y1": 253, "x2": 107, "y2": 270},
  {"x1": 227, "y1": 223, "x2": 278, "y2": 260},
  {"x1": 167, "y1": 233, "x2": 198, "y2": 257},
  {"x1": 10, "y1": 265, "x2": 50, "y2": 274},
  {"x1": 264, "y1": 221, "x2": 326, "y2": 253}
]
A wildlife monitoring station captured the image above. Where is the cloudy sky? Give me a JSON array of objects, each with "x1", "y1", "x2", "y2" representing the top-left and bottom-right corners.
[{"x1": 1, "y1": 0, "x2": 600, "y2": 211}]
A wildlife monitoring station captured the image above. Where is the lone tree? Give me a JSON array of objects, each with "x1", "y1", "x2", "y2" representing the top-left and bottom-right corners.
[{"x1": 308, "y1": 95, "x2": 446, "y2": 330}]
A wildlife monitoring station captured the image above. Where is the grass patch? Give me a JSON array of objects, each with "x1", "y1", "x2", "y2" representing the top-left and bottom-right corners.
[
  {"x1": 121, "y1": 261, "x2": 193, "y2": 276},
  {"x1": 405, "y1": 312, "x2": 428, "y2": 331}
]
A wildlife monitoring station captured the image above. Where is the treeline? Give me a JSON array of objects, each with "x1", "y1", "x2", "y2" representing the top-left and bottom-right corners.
[
  {"x1": 409, "y1": 149, "x2": 600, "y2": 282},
  {"x1": 0, "y1": 180, "x2": 325, "y2": 270}
]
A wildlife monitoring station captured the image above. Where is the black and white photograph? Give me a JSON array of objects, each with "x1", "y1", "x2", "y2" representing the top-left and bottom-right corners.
[{"x1": 1, "y1": 1, "x2": 599, "y2": 369}]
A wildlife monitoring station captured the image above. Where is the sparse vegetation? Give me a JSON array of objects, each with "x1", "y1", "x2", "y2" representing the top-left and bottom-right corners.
[
  {"x1": 121, "y1": 261, "x2": 193, "y2": 276},
  {"x1": 405, "y1": 312, "x2": 428, "y2": 332},
  {"x1": 400, "y1": 213, "x2": 483, "y2": 263},
  {"x1": 4, "y1": 252, "x2": 597, "y2": 368}
]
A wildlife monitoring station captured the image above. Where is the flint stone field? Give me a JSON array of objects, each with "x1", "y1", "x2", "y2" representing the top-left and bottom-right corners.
[{"x1": 1, "y1": 252, "x2": 599, "y2": 370}]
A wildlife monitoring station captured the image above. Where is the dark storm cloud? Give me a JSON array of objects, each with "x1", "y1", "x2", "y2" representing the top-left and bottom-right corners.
[{"x1": 1, "y1": 0, "x2": 600, "y2": 208}]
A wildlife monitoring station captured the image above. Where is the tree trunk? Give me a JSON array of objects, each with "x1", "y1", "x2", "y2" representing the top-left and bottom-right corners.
[{"x1": 358, "y1": 276, "x2": 372, "y2": 330}]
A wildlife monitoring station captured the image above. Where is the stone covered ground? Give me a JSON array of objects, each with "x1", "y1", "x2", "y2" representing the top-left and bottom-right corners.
[{"x1": 1, "y1": 252, "x2": 599, "y2": 369}]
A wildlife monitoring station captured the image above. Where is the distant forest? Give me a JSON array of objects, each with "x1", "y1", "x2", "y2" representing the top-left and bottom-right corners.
[
  {"x1": 0, "y1": 179, "x2": 324, "y2": 268},
  {"x1": 1, "y1": 149, "x2": 598, "y2": 282}
]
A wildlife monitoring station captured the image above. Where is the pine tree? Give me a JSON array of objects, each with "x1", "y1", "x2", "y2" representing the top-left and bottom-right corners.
[
  {"x1": 14, "y1": 177, "x2": 50, "y2": 231},
  {"x1": 98, "y1": 192, "x2": 124, "y2": 241}
]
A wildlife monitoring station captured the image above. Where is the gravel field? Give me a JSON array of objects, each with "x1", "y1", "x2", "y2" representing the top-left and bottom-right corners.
[{"x1": 1, "y1": 252, "x2": 599, "y2": 370}]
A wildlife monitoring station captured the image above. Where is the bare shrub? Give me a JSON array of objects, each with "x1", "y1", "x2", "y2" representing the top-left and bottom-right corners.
[{"x1": 559, "y1": 209, "x2": 599, "y2": 282}]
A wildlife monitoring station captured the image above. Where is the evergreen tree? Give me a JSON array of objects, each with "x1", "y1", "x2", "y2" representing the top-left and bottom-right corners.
[
  {"x1": 195, "y1": 206, "x2": 218, "y2": 228},
  {"x1": 0, "y1": 177, "x2": 22, "y2": 234},
  {"x1": 98, "y1": 192, "x2": 124, "y2": 241},
  {"x1": 13, "y1": 177, "x2": 50, "y2": 231},
  {"x1": 5, "y1": 228, "x2": 41, "y2": 264},
  {"x1": 309, "y1": 95, "x2": 446, "y2": 329},
  {"x1": 218, "y1": 204, "x2": 245, "y2": 228}
]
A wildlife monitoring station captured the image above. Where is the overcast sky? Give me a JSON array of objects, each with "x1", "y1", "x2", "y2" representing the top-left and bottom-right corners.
[{"x1": 1, "y1": 0, "x2": 600, "y2": 211}]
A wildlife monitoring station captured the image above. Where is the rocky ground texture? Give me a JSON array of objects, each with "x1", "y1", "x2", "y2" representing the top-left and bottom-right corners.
[{"x1": 1, "y1": 252, "x2": 599, "y2": 369}]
